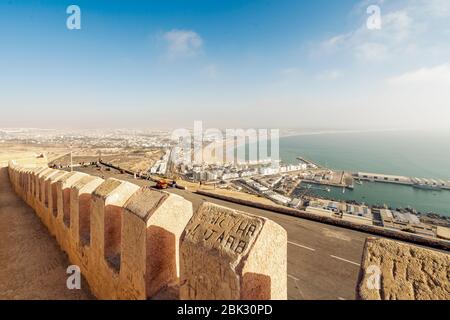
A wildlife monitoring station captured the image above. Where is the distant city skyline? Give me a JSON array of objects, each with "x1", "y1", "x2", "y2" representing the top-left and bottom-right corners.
[{"x1": 1, "y1": 0, "x2": 450, "y2": 130}]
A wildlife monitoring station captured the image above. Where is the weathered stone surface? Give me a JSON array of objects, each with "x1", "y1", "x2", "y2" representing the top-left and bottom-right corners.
[
  {"x1": 357, "y1": 238, "x2": 450, "y2": 300},
  {"x1": 56, "y1": 172, "x2": 89, "y2": 226},
  {"x1": 39, "y1": 169, "x2": 59, "y2": 206},
  {"x1": 436, "y1": 227, "x2": 450, "y2": 241},
  {"x1": 70, "y1": 176, "x2": 105, "y2": 246},
  {"x1": 91, "y1": 179, "x2": 140, "y2": 265},
  {"x1": 68, "y1": 175, "x2": 105, "y2": 272},
  {"x1": 0, "y1": 166, "x2": 93, "y2": 300},
  {"x1": 54, "y1": 172, "x2": 89, "y2": 250},
  {"x1": 30, "y1": 167, "x2": 48, "y2": 206},
  {"x1": 46, "y1": 171, "x2": 70, "y2": 235},
  {"x1": 20, "y1": 168, "x2": 37, "y2": 205},
  {"x1": 179, "y1": 202, "x2": 287, "y2": 300},
  {"x1": 89, "y1": 178, "x2": 140, "y2": 299},
  {"x1": 6, "y1": 161, "x2": 289, "y2": 301},
  {"x1": 119, "y1": 188, "x2": 193, "y2": 299},
  {"x1": 36, "y1": 169, "x2": 61, "y2": 224},
  {"x1": 35, "y1": 168, "x2": 53, "y2": 201}
]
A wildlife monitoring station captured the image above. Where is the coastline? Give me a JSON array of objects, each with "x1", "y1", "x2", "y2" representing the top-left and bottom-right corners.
[
  {"x1": 199, "y1": 128, "x2": 408, "y2": 165},
  {"x1": 279, "y1": 131, "x2": 450, "y2": 218},
  {"x1": 198, "y1": 130, "x2": 450, "y2": 219}
]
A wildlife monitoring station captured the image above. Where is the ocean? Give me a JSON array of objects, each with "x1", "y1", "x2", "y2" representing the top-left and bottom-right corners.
[{"x1": 279, "y1": 130, "x2": 450, "y2": 216}]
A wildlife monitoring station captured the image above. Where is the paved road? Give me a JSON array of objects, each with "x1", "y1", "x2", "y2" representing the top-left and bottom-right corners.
[
  {"x1": 74, "y1": 165, "x2": 369, "y2": 300},
  {"x1": 171, "y1": 188, "x2": 366, "y2": 300}
]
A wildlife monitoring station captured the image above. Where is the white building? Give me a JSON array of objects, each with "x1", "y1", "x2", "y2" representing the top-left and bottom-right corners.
[
  {"x1": 265, "y1": 191, "x2": 291, "y2": 205},
  {"x1": 206, "y1": 171, "x2": 218, "y2": 181},
  {"x1": 243, "y1": 179, "x2": 269, "y2": 192},
  {"x1": 222, "y1": 172, "x2": 240, "y2": 180}
]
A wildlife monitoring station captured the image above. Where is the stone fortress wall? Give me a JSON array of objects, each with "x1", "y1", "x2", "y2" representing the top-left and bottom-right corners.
[
  {"x1": 357, "y1": 238, "x2": 449, "y2": 300},
  {"x1": 7, "y1": 158, "x2": 287, "y2": 300},
  {"x1": 5, "y1": 156, "x2": 449, "y2": 300}
]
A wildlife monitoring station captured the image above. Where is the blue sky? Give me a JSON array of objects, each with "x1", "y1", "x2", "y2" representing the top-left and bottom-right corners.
[{"x1": 1, "y1": 0, "x2": 450, "y2": 130}]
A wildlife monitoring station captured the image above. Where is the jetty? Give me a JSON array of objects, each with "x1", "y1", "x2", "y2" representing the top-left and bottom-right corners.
[
  {"x1": 296, "y1": 156, "x2": 321, "y2": 168},
  {"x1": 355, "y1": 172, "x2": 450, "y2": 190}
]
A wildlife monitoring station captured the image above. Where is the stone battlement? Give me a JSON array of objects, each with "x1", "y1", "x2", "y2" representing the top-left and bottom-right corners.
[
  {"x1": 7, "y1": 160, "x2": 287, "y2": 300},
  {"x1": 357, "y1": 238, "x2": 450, "y2": 300}
]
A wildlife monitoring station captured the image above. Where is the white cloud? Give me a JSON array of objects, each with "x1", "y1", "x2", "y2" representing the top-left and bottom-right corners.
[
  {"x1": 387, "y1": 62, "x2": 450, "y2": 86},
  {"x1": 281, "y1": 67, "x2": 300, "y2": 76},
  {"x1": 317, "y1": 69, "x2": 343, "y2": 80},
  {"x1": 319, "y1": 33, "x2": 352, "y2": 54},
  {"x1": 314, "y1": 0, "x2": 450, "y2": 64},
  {"x1": 382, "y1": 10, "x2": 413, "y2": 42},
  {"x1": 355, "y1": 42, "x2": 388, "y2": 62},
  {"x1": 383, "y1": 62, "x2": 450, "y2": 129},
  {"x1": 317, "y1": 9, "x2": 413, "y2": 62},
  {"x1": 420, "y1": 0, "x2": 450, "y2": 17},
  {"x1": 163, "y1": 29, "x2": 203, "y2": 58}
]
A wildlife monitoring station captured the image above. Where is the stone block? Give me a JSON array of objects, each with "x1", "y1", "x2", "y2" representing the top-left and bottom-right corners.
[
  {"x1": 179, "y1": 202, "x2": 287, "y2": 300},
  {"x1": 436, "y1": 226, "x2": 450, "y2": 241},
  {"x1": 54, "y1": 172, "x2": 89, "y2": 250},
  {"x1": 68, "y1": 175, "x2": 104, "y2": 272},
  {"x1": 88, "y1": 178, "x2": 140, "y2": 299},
  {"x1": 46, "y1": 171, "x2": 70, "y2": 234},
  {"x1": 357, "y1": 238, "x2": 450, "y2": 300},
  {"x1": 36, "y1": 169, "x2": 60, "y2": 221},
  {"x1": 119, "y1": 188, "x2": 193, "y2": 299}
]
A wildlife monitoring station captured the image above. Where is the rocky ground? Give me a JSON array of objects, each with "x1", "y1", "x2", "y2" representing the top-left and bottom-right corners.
[{"x1": 49, "y1": 149, "x2": 164, "y2": 174}]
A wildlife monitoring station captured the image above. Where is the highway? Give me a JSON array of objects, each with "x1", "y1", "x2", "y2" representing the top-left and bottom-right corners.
[
  {"x1": 171, "y1": 188, "x2": 366, "y2": 300},
  {"x1": 72, "y1": 166, "x2": 369, "y2": 300}
]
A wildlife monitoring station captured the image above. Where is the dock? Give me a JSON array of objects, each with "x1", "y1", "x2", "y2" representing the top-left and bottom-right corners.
[
  {"x1": 355, "y1": 172, "x2": 450, "y2": 190},
  {"x1": 297, "y1": 156, "x2": 321, "y2": 168}
]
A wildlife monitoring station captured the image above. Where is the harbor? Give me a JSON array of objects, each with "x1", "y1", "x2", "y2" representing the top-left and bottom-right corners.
[
  {"x1": 288, "y1": 160, "x2": 450, "y2": 216},
  {"x1": 278, "y1": 131, "x2": 450, "y2": 217}
]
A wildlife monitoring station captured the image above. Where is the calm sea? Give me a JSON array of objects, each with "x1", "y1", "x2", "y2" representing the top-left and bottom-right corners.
[{"x1": 279, "y1": 130, "x2": 450, "y2": 216}]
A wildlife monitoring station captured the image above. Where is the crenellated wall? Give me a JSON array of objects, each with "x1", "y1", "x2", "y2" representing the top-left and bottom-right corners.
[
  {"x1": 357, "y1": 238, "x2": 450, "y2": 300},
  {"x1": 7, "y1": 160, "x2": 288, "y2": 300}
]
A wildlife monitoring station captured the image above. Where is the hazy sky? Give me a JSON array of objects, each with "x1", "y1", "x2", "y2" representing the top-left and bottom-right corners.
[{"x1": 1, "y1": 0, "x2": 450, "y2": 130}]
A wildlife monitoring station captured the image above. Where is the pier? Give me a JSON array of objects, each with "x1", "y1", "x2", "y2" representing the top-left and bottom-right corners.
[
  {"x1": 296, "y1": 156, "x2": 321, "y2": 168},
  {"x1": 355, "y1": 172, "x2": 450, "y2": 190}
]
